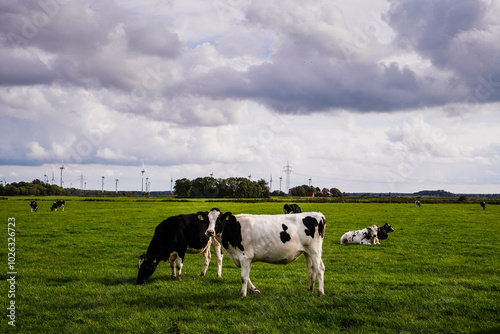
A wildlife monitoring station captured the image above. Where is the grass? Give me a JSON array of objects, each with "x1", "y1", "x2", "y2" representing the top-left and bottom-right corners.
[{"x1": 1, "y1": 197, "x2": 499, "y2": 333}]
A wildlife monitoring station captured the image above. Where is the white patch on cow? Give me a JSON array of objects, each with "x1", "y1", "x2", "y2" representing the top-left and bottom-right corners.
[{"x1": 206, "y1": 208, "x2": 221, "y2": 236}]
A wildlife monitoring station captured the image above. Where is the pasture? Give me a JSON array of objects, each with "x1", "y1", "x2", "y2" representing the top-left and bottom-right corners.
[{"x1": 1, "y1": 197, "x2": 499, "y2": 333}]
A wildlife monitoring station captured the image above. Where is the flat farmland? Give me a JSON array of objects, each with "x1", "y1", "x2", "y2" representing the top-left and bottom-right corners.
[{"x1": 1, "y1": 198, "x2": 499, "y2": 333}]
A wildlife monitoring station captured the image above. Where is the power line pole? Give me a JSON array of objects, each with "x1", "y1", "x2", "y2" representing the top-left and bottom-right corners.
[{"x1": 283, "y1": 161, "x2": 293, "y2": 194}]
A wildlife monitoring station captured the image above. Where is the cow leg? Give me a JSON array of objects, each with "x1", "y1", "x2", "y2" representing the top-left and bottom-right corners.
[
  {"x1": 62, "y1": 205, "x2": 64, "y2": 211},
  {"x1": 176, "y1": 257, "x2": 183, "y2": 281},
  {"x1": 212, "y1": 238, "x2": 223, "y2": 277},
  {"x1": 200, "y1": 246, "x2": 211, "y2": 277},
  {"x1": 310, "y1": 253, "x2": 325, "y2": 296},
  {"x1": 168, "y1": 252, "x2": 178, "y2": 279},
  {"x1": 304, "y1": 254, "x2": 316, "y2": 293},
  {"x1": 240, "y1": 259, "x2": 259, "y2": 297}
]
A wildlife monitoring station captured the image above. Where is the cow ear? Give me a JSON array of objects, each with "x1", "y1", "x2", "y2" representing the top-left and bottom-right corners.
[
  {"x1": 223, "y1": 212, "x2": 232, "y2": 220},
  {"x1": 153, "y1": 259, "x2": 157, "y2": 264},
  {"x1": 198, "y1": 215, "x2": 204, "y2": 221}
]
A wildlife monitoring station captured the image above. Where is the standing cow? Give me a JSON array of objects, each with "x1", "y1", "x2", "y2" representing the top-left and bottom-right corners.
[
  {"x1": 137, "y1": 209, "x2": 223, "y2": 285},
  {"x1": 51, "y1": 200, "x2": 65, "y2": 211},
  {"x1": 283, "y1": 204, "x2": 302, "y2": 214},
  {"x1": 415, "y1": 200, "x2": 421, "y2": 207},
  {"x1": 30, "y1": 199, "x2": 38, "y2": 212},
  {"x1": 480, "y1": 201, "x2": 486, "y2": 210},
  {"x1": 206, "y1": 210, "x2": 326, "y2": 297}
]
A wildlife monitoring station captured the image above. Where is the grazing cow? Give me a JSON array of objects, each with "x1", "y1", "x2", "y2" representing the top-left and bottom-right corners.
[
  {"x1": 377, "y1": 223, "x2": 395, "y2": 240},
  {"x1": 415, "y1": 200, "x2": 421, "y2": 207},
  {"x1": 30, "y1": 199, "x2": 38, "y2": 212},
  {"x1": 51, "y1": 200, "x2": 65, "y2": 211},
  {"x1": 283, "y1": 203, "x2": 302, "y2": 214},
  {"x1": 137, "y1": 209, "x2": 223, "y2": 285},
  {"x1": 206, "y1": 211, "x2": 326, "y2": 297},
  {"x1": 340, "y1": 225, "x2": 379, "y2": 245},
  {"x1": 480, "y1": 201, "x2": 486, "y2": 210}
]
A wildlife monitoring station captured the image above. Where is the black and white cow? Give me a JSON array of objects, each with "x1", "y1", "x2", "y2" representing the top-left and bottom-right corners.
[
  {"x1": 51, "y1": 200, "x2": 65, "y2": 211},
  {"x1": 377, "y1": 223, "x2": 395, "y2": 240},
  {"x1": 283, "y1": 204, "x2": 302, "y2": 214},
  {"x1": 340, "y1": 225, "x2": 379, "y2": 245},
  {"x1": 415, "y1": 200, "x2": 421, "y2": 207},
  {"x1": 30, "y1": 199, "x2": 38, "y2": 212},
  {"x1": 137, "y1": 209, "x2": 223, "y2": 285},
  {"x1": 480, "y1": 201, "x2": 486, "y2": 210},
  {"x1": 206, "y1": 210, "x2": 326, "y2": 297}
]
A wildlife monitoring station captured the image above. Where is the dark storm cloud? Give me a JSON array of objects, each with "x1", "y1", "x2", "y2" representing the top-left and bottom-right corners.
[
  {"x1": 0, "y1": 0, "x2": 181, "y2": 90},
  {"x1": 385, "y1": 0, "x2": 500, "y2": 102}
]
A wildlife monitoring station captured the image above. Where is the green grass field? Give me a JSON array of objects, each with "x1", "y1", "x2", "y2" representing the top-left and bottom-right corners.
[{"x1": 1, "y1": 197, "x2": 499, "y2": 333}]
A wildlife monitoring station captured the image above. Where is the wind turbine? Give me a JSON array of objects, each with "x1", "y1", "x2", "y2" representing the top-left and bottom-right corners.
[
  {"x1": 115, "y1": 178, "x2": 119, "y2": 194},
  {"x1": 101, "y1": 176, "x2": 105, "y2": 193},
  {"x1": 59, "y1": 161, "x2": 65, "y2": 188},
  {"x1": 141, "y1": 161, "x2": 146, "y2": 193}
]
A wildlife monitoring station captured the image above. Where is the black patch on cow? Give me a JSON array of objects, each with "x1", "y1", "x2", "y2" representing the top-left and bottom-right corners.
[
  {"x1": 280, "y1": 224, "x2": 291, "y2": 243},
  {"x1": 303, "y1": 216, "x2": 319, "y2": 238},
  {"x1": 318, "y1": 217, "x2": 325, "y2": 238},
  {"x1": 221, "y1": 215, "x2": 244, "y2": 252}
]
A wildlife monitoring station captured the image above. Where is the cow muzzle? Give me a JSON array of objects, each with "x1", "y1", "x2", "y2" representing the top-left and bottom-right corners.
[{"x1": 206, "y1": 229, "x2": 215, "y2": 237}]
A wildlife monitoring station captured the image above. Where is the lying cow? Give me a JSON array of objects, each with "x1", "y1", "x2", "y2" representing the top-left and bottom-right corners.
[
  {"x1": 51, "y1": 200, "x2": 65, "y2": 211},
  {"x1": 30, "y1": 199, "x2": 38, "y2": 212},
  {"x1": 340, "y1": 225, "x2": 379, "y2": 245},
  {"x1": 284, "y1": 203, "x2": 302, "y2": 214},
  {"x1": 377, "y1": 223, "x2": 395, "y2": 240},
  {"x1": 206, "y1": 210, "x2": 326, "y2": 297},
  {"x1": 480, "y1": 201, "x2": 486, "y2": 210},
  {"x1": 137, "y1": 209, "x2": 223, "y2": 284}
]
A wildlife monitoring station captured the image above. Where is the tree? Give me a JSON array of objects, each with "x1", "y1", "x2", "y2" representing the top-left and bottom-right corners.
[
  {"x1": 330, "y1": 188, "x2": 342, "y2": 197},
  {"x1": 174, "y1": 178, "x2": 191, "y2": 197}
]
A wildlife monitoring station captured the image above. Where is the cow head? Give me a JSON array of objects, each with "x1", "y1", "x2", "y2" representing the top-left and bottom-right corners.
[
  {"x1": 137, "y1": 254, "x2": 159, "y2": 285},
  {"x1": 204, "y1": 208, "x2": 221, "y2": 237},
  {"x1": 379, "y1": 223, "x2": 394, "y2": 233}
]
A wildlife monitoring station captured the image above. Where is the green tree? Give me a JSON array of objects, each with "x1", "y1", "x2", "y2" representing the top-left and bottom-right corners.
[{"x1": 174, "y1": 178, "x2": 192, "y2": 197}]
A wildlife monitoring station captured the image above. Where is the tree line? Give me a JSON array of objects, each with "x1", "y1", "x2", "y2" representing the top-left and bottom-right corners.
[
  {"x1": 0, "y1": 179, "x2": 69, "y2": 196},
  {"x1": 288, "y1": 185, "x2": 343, "y2": 197},
  {"x1": 174, "y1": 177, "x2": 270, "y2": 198}
]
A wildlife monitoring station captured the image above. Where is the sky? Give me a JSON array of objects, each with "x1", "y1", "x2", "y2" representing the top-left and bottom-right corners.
[{"x1": 1, "y1": 0, "x2": 499, "y2": 194}]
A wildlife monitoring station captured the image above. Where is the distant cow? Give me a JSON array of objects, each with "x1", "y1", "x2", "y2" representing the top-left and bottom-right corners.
[
  {"x1": 51, "y1": 200, "x2": 65, "y2": 211},
  {"x1": 377, "y1": 223, "x2": 395, "y2": 240},
  {"x1": 480, "y1": 201, "x2": 486, "y2": 210},
  {"x1": 30, "y1": 200, "x2": 38, "y2": 212},
  {"x1": 206, "y1": 211, "x2": 326, "y2": 297},
  {"x1": 137, "y1": 209, "x2": 223, "y2": 285},
  {"x1": 284, "y1": 204, "x2": 302, "y2": 214},
  {"x1": 340, "y1": 225, "x2": 379, "y2": 245},
  {"x1": 415, "y1": 200, "x2": 421, "y2": 207}
]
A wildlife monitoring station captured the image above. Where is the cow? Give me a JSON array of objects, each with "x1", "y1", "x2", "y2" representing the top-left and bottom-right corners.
[
  {"x1": 51, "y1": 200, "x2": 65, "y2": 211},
  {"x1": 30, "y1": 199, "x2": 38, "y2": 212},
  {"x1": 205, "y1": 210, "x2": 326, "y2": 297},
  {"x1": 340, "y1": 225, "x2": 379, "y2": 245},
  {"x1": 480, "y1": 201, "x2": 486, "y2": 210},
  {"x1": 415, "y1": 200, "x2": 421, "y2": 207},
  {"x1": 137, "y1": 209, "x2": 223, "y2": 285},
  {"x1": 377, "y1": 223, "x2": 395, "y2": 240},
  {"x1": 283, "y1": 203, "x2": 302, "y2": 214}
]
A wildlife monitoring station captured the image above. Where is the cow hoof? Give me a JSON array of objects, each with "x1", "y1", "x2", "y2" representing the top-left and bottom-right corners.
[
  {"x1": 251, "y1": 289, "x2": 260, "y2": 294},
  {"x1": 177, "y1": 275, "x2": 182, "y2": 281},
  {"x1": 318, "y1": 291, "x2": 325, "y2": 296},
  {"x1": 200, "y1": 273, "x2": 206, "y2": 277}
]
